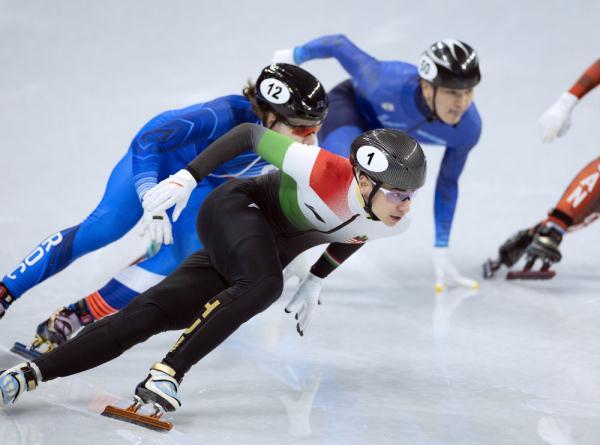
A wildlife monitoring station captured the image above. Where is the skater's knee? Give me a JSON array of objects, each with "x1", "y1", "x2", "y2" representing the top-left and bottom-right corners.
[
  {"x1": 111, "y1": 301, "x2": 170, "y2": 348},
  {"x1": 234, "y1": 273, "x2": 283, "y2": 316},
  {"x1": 78, "y1": 208, "x2": 138, "y2": 245}
]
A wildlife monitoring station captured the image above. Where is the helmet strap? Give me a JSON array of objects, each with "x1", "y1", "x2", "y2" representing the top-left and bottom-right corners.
[
  {"x1": 353, "y1": 171, "x2": 381, "y2": 221},
  {"x1": 429, "y1": 85, "x2": 440, "y2": 122}
]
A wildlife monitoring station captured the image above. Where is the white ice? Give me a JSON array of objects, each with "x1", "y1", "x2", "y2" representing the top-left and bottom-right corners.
[{"x1": 0, "y1": 1, "x2": 599, "y2": 444}]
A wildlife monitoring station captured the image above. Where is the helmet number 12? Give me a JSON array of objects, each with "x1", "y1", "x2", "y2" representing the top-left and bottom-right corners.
[
  {"x1": 260, "y1": 78, "x2": 290, "y2": 104},
  {"x1": 267, "y1": 82, "x2": 282, "y2": 100}
]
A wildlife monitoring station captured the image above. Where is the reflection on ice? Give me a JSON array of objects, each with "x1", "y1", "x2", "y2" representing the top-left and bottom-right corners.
[{"x1": 538, "y1": 416, "x2": 576, "y2": 445}]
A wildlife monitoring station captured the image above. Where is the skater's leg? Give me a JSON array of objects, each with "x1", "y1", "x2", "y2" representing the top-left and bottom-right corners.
[
  {"x1": 158, "y1": 185, "x2": 284, "y2": 379},
  {"x1": 485, "y1": 156, "x2": 600, "y2": 278},
  {"x1": 69, "y1": 182, "x2": 213, "y2": 321},
  {"x1": 162, "y1": 233, "x2": 283, "y2": 378},
  {"x1": 521, "y1": 155, "x2": 600, "y2": 270},
  {"x1": 547, "y1": 155, "x2": 600, "y2": 231},
  {"x1": 33, "y1": 251, "x2": 227, "y2": 381},
  {"x1": 2, "y1": 151, "x2": 142, "y2": 299}
]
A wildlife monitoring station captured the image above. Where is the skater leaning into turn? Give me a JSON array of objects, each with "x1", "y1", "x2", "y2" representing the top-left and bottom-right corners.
[
  {"x1": 273, "y1": 34, "x2": 482, "y2": 292},
  {"x1": 484, "y1": 58, "x2": 600, "y2": 279},
  {"x1": 0, "y1": 64, "x2": 331, "y2": 356},
  {"x1": 0, "y1": 122, "x2": 426, "y2": 427}
]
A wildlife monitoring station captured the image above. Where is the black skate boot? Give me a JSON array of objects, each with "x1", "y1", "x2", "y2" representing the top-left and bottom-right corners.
[
  {"x1": 101, "y1": 362, "x2": 180, "y2": 431},
  {"x1": 526, "y1": 225, "x2": 563, "y2": 263},
  {"x1": 12, "y1": 300, "x2": 92, "y2": 359},
  {"x1": 0, "y1": 283, "x2": 14, "y2": 320},
  {"x1": 483, "y1": 227, "x2": 536, "y2": 278},
  {"x1": 506, "y1": 225, "x2": 563, "y2": 280}
]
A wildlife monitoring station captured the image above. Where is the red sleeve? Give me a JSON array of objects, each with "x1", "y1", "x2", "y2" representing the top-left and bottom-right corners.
[
  {"x1": 309, "y1": 150, "x2": 354, "y2": 219},
  {"x1": 568, "y1": 59, "x2": 600, "y2": 99}
]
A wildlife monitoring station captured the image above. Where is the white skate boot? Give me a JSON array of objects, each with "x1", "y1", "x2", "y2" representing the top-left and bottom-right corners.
[
  {"x1": 0, "y1": 362, "x2": 42, "y2": 405},
  {"x1": 101, "y1": 362, "x2": 180, "y2": 431}
]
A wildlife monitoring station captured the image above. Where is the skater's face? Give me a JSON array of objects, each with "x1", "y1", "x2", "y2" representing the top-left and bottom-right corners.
[
  {"x1": 421, "y1": 81, "x2": 474, "y2": 125},
  {"x1": 357, "y1": 173, "x2": 413, "y2": 227},
  {"x1": 265, "y1": 113, "x2": 321, "y2": 145}
]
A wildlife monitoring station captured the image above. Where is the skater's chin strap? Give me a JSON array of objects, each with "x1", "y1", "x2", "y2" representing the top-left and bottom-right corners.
[{"x1": 353, "y1": 171, "x2": 380, "y2": 221}]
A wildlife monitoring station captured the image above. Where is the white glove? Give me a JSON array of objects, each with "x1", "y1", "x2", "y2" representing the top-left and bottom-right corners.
[
  {"x1": 285, "y1": 273, "x2": 323, "y2": 336},
  {"x1": 538, "y1": 92, "x2": 579, "y2": 143},
  {"x1": 139, "y1": 209, "x2": 173, "y2": 245},
  {"x1": 272, "y1": 48, "x2": 296, "y2": 65},
  {"x1": 433, "y1": 247, "x2": 479, "y2": 293},
  {"x1": 283, "y1": 252, "x2": 310, "y2": 287},
  {"x1": 142, "y1": 169, "x2": 197, "y2": 221}
]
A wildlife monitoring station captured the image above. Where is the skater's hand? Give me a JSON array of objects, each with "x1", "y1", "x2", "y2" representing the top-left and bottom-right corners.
[
  {"x1": 285, "y1": 273, "x2": 323, "y2": 336},
  {"x1": 142, "y1": 169, "x2": 197, "y2": 221},
  {"x1": 283, "y1": 253, "x2": 310, "y2": 288},
  {"x1": 433, "y1": 247, "x2": 479, "y2": 293},
  {"x1": 139, "y1": 209, "x2": 173, "y2": 245},
  {"x1": 539, "y1": 92, "x2": 578, "y2": 143},
  {"x1": 272, "y1": 48, "x2": 297, "y2": 65}
]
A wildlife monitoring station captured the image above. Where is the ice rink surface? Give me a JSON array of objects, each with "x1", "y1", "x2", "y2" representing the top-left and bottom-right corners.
[{"x1": 1, "y1": 0, "x2": 599, "y2": 443}]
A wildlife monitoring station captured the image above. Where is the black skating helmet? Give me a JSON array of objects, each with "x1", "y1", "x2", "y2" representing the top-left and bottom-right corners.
[
  {"x1": 418, "y1": 39, "x2": 481, "y2": 90},
  {"x1": 350, "y1": 129, "x2": 427, "y2": 219},
  {"x1": 255, "y1": 63, "x2": 328, "y2": 126}
]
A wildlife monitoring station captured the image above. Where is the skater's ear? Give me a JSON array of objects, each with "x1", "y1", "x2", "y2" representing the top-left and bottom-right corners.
[
  {"x1": 355, "y1": 170, "x2": 374, "y2": 195},
  {"x1": 420, "y1": 79, "x2": 434, "y2": 101}
]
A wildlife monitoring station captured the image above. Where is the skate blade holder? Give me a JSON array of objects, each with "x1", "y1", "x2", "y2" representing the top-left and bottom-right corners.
[
  {"x1": 506, "y1": 270, "x2": 556, "y2": 280},
  {"x1": 10, "y1": 342, "x2": 44, "y2": 360},
  {"x1": 101, "y1": 397, "x2": 173, "y2": 432},
  {"x1": 482, "y1": 258, "x2": 502, "y2": 279},
  {"x1": 506, "y1": 257, "x2": 556, "y2": 280}
]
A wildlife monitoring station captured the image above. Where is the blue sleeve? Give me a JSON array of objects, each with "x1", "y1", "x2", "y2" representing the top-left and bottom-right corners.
[
  {"x1": 131, "y1": 105, "x2": 223, "y2": 200},
  {"x1": 433, "y1": 146, "x2": 471, "y2": 247},
  {"x1": 294, "y1": 34, "x2": 380, "y2": 85},
  {"x1": 433, "y1": 117, "x2": 481, "y2": 247}
]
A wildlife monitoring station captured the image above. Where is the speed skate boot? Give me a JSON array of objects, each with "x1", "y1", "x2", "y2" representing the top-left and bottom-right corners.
[
  {"x1": 101, "y1": 362, "x2": 180, "y2": 431},
  {"x1": 12, "y1": 301, "x2": 92, "y2": 360},
  {"x1": 483, "y1": 227, "x2": 536, "y2": 278},
  {"x1": 134, "y1": 362, "x2": 181, "y2": 412},
  {"x1": 507, "y1": 224, "x2": 563, "y2": 280},
  {"x1": 0, "y1": 283, "x2": 15, "y2": 320},
  {"x1": 0, "y1": 362, "x2": 42, "y2": 406}
]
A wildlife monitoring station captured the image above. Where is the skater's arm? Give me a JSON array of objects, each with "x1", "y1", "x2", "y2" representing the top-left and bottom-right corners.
[
  {"x1": 433, "y1": 145, "x2": 473, "y2": 247},
  {"x1": 310, "y1": 243, "x2": 365, "y2": 279},
  {"x1": 569, "y1": 58, "x2": 600, "y2": 99},
  {"x1": 131, "y1": 106, "x2": 224, "y2": 199},
  {"x1": 294, "y1": 34, "x2": 380, "y2": 83},
  {"x1": 186, "y1": 123, "x2": 314, "y2": 182},
  {"x1": 186, "y1": 123, "x2": 270, "y2": 181}
]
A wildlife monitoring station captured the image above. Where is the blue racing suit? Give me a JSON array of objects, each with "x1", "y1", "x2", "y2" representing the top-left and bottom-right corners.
[{"x1": 293, "y1": 34, "x2": 482, "y2": 247}]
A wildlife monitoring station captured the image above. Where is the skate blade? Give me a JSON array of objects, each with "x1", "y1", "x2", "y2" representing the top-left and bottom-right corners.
[
  {"x1": 482, "y1": 259, "x2": 494, "y2": 279},
  {"x1": 10, "y1": 342, "x2": 43, "y2": 360},
  {"x1": 101, "y1": 405, "x2": 173, "y2": 432},
  {"x1": 506, "y1": 270, "x2": 556, "y2": 280}
]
